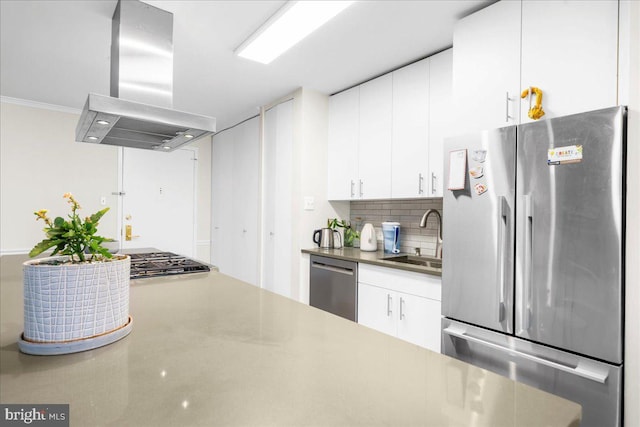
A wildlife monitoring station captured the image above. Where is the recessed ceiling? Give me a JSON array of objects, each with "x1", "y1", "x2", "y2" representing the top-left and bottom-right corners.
[{"x1": 0, "y1": 0, "x2": 492, "y2": 131}]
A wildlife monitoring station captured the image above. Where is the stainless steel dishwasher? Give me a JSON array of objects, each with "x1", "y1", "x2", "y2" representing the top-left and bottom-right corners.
[{"x1": 309, "y1": 255, "x2": 357, "y2": 321}]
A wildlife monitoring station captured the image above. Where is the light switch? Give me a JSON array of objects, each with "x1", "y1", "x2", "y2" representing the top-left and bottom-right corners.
[
  {"x1": 100, "y1": 196, "x2": 107, "y2": 206},
  {"x1": 304, "y1": 197, "x2": 315, "y2": 211}
]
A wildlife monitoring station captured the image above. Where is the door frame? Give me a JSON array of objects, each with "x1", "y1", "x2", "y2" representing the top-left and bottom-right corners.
[{"x1": 116, "y1": 146, "x2": 199, "y2": 256}]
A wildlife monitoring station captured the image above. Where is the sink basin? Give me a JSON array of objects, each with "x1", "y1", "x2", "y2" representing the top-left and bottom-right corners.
[{"x1": 382, "y1": 255, "x2": 442, "y2": 270}]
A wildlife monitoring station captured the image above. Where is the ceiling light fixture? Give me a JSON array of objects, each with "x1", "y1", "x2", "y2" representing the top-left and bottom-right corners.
[
  {"x1": 96, "y1": 120, "x2": 110, "y2": 125},
  {"x1": 235, "y1": 0, "x2": 354, "y2": 64}
]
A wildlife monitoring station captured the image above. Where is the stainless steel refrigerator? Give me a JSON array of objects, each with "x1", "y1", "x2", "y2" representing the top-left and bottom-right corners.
[{"x1": 442, "y1": 106, "x2": 626, "y2": 427}]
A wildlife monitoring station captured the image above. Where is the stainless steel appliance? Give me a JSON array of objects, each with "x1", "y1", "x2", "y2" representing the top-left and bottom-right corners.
[
  {"x1": 76, "y1": 0, "x2": 216, "y2": 151},
  {"x1": 442, "y1": 106, "x2": 626, "y2": 427},
  {"x1": 129, "y1": 252, "x2": 210, "y2": 279},
  {"x1": 312, "y1": 228, "x2": 341, "y2": 249},
  {"x1": 309, "y1": 255, "x2": 357, "y2": 321}
]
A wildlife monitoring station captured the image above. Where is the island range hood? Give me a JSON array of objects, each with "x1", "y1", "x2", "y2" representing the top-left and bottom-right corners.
[{"x1": 76, "y1": 0, "x2": 216, "y2": 152}]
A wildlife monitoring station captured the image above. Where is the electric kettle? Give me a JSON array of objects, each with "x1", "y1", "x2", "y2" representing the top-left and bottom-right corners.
[
  {"x1": 360, "y1": 223, "x2": 377, "y2": 252},
  {"x1": 313, "y1": 228, "x2": 342, "y2": 249}
]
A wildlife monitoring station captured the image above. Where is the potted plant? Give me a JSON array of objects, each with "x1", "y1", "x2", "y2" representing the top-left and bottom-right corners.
[
  {"x1": 19, "y1": 193, "x2": 132, "y2": 355},
  {"x1": 328, "y1": 218, "x2": 360, "y2": 247}
]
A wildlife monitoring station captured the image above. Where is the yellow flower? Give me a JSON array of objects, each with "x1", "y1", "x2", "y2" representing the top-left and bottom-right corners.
[
  {"x1": 34, "y1": 209, "x2": 52, "y2": 226},
  {"x1": 63, "y1": 192, "x2": 80, "y2": 210}
]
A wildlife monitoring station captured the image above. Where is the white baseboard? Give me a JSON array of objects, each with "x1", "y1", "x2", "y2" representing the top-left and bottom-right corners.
[{"x1": 0, "y1": 248, "x2": 30, "y2": 256}]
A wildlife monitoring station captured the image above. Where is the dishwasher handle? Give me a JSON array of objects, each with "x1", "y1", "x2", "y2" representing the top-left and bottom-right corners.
[{"x1": 311, "y1": 261, "x2": 355, "y2": 276}]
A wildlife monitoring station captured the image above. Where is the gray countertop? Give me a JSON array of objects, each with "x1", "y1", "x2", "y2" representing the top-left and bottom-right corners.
[
  {"x1": 0, "y1": 254, "x2": 580, "y2": 426},
  {"x1": 302, "y1": 247, "x2": 442, "y2": 276}
]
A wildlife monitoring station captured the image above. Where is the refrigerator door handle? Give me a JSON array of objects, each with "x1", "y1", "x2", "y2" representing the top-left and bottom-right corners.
[
  {"x1": 497, "y1": 196, "x2": 508, "y2": 322},
  {"x1": 521, "y1": 194, "x2": 534, "y2": 331},
  {"x1": 442, "y1": 325, "x2": 609, "y2": 384}
]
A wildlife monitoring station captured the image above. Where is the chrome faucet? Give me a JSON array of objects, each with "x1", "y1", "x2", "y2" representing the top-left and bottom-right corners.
[{"x1": 419, "y1": 209, "x2": 443, "y2": 259}]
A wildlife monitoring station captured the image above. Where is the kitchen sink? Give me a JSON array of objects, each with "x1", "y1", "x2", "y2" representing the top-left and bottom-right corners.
[{"x1": 381, "y1": 255, "x2": 442, "y2": 270}]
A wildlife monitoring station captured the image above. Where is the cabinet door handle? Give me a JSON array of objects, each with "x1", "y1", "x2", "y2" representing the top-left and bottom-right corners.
[
  {"x1": 350, "y1": 180, "x2": 355, "y2": 198},
  {"x1": 359, "y1": 179, "x2": 364, "y2": 197},
  {"x1": 400, "y1": 297, "x2": 405, "y2": 320},
  {"x1": 431, "y1": 173, "x2": 437, "y2": 194},
  {"x1": 505, "y1": 92, "x2": 513, "y2": 122},
  {"x1": 418, "y1": 173, "x2": 424, "y2": 194},
  {"x1": 386, "y1": 294, "x2": 392, "y2": 317}
]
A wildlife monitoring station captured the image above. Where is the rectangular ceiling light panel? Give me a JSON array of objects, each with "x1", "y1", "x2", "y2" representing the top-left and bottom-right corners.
[{"x1": 236, "y1": 0, "x2": 354, "y2": 64}]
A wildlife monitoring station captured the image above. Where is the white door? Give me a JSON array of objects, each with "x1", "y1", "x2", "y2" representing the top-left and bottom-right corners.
[
  {"x1": 232, "y1": 117, "x2": 260, "y2": 286},
  {"x1": 327, "y1": 86, "x2": 359, "y2": 200},
  {"x1": 392, "y1": 58, "x2": 430, "y2": 198},
  {"x1": 358, "y1": 74, "x2": 392, "y2": 199},
  {"x1": 396, "y1": 292, "x2": 441, "y2": 352},
  {"x1": 121, "y1": 147, "x2": 196, "y2": 256},
  {"x1": 211, "y1": 130, "x2": 234, "y2": 273},
  {"x1": 452, "y1": 0, "x2": 521, "y2": 134},
  {"x1": 428, "y1": 49, "x2": 453, "y2": 197},
  {"x1": 262, "y1": 100, "x2": 293, "y2": 297},
  {"x1": 357, "y1": 283, "x2": 396, "y2": 337},
  {"x1": 519, "y1": 0, "x2": 618, "y2": 123}
]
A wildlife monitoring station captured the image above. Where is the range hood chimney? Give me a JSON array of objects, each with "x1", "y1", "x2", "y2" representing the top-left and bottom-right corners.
[{"x1": 76, "y1": 0, "x2": 216, "y2": 151}]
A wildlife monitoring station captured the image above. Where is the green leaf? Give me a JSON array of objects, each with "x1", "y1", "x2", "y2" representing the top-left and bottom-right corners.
[
  {"x1": 89, "y1": 207, "x2": 110, "y2": 224},
  {"x1": 53, "y1": 217, "x2": 65, "y2": 227},
  {"x1": 29, "y1": 239, "x2": 57, "y2": 257}
]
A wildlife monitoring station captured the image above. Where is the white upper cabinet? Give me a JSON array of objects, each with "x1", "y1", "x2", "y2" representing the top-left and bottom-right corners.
[
  {"x1": 327, "y1": 86, "x2": 359, "y2": 200},
  {"x1": 328, "y1": 75, "x2": 392, "y2": 200},
  {"x1": 329, "y1": 50, "x2": 453, "y2": 201},
  {"x1": 452, "y1": 0, "x2": 521, "y2": 134},
  {"x1": 392, "y1": 58, "x2": 430, "y2": 198},
  {"x1": 453, "y1": 0, "x2": 620, "y2": 133},
  {"x1": 519, "y1": 0, "x2": 618, "y2": 123},
  {"x1": 358, "y1": 74, "x2": 393, "y2": 199},
  {"x1": 428, "y1": 49, "x2": 453, "y2": 197}
]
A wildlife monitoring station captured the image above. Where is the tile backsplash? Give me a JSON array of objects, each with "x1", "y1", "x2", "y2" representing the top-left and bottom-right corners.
[{"x1": 349, "y1": 198, "x2": 443, "y2": 257}]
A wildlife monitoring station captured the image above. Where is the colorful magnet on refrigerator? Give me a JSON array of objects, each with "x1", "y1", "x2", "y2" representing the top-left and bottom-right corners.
[
  {"x1": 474, "y1": 183, "x2": 488, "y2": 195},
  {"x1": 472, "y1": 150, "x2": 487, "y2": 162},
  {"x1": 469, "y1": 166, "x2": 484, "y2": 179}
]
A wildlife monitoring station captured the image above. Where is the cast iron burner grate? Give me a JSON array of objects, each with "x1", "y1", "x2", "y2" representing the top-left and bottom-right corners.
[{"x1": 129, "y1": 252, "x2": 210, "y2": 279}]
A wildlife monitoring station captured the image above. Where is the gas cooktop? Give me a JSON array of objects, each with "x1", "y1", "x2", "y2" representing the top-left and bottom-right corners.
[{"x1": 128, "y1": 252, "x2": 210, "y2": 279}]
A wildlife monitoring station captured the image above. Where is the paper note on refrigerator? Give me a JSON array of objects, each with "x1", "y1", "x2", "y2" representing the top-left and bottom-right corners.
[{"x1": 448, "y1": 149, "x2": 467, "y2": 190}]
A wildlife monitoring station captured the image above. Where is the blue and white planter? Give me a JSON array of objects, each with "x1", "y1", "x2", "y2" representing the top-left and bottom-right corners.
[{"x1": 19, "y1": 254, "x2": 132, "y2": 355}]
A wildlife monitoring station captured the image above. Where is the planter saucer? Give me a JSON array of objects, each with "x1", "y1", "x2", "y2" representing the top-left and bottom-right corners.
[{"x1": 18, "y1": 316, "x2": 133, "y2": 356}]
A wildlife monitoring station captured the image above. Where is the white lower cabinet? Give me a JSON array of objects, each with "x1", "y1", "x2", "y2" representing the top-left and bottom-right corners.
[{"x1": 358, "y1": 264, "x2": 441, "y2": 352}]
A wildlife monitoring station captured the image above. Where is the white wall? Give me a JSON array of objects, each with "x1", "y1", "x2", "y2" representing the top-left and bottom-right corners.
[
  {"x1": 193, "y1": 136, "x2": 212, "y2": 263},
  {"x1": 622, "y1": 1, "x2": 640, "y2": 426},
  {"x1": 0, "y1": 99, "x2": 212, "y2": 260},
  {"x1": 0, "y1": 100, "x2": 119, "y2": 253},
  {"x1": 291, "y1": 88, "x2": 349, "y2": 303}
]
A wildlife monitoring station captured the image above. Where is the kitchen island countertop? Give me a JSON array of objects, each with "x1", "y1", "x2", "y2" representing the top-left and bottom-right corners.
[{"x1": 0, "y1": 254, "x2": 580, "y2": 426}]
